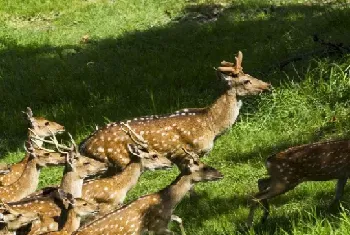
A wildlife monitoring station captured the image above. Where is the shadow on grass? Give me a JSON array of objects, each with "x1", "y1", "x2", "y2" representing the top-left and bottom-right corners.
[
  {"x1": 0, "y1": 2, "x2": 350, "y2": 157},
  {"x1": 174, "y1": 181, "x2": 350, "y2": 234}
]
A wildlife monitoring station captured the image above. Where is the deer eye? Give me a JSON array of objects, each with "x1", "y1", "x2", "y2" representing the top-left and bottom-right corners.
[
  {"x1": 243, "y1": 80, "x2": 251, "y2": 85},
  {"x1": 151, "y1": 154, "x2": 158, "y2": 159},
  {"x1": 202, "y1": 166, "x2": 210, "y2": 171},
  {"x1": 45, "y1": 121, "x2": 50, "y2": 126},
  {"x1": 83, "y1": 162, "x2": 90, "y2": 166}
]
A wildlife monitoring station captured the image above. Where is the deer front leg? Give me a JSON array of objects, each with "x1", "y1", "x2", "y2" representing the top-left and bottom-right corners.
[
  {"x1": 247, "y1": 180, "x2": 288, "y2": 227},
  {"x1": 171, "y1": 214, "x2": 186, "y2": 235}
]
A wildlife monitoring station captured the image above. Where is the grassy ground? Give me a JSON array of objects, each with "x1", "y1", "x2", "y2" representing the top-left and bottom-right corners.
[{"x1": 1, "y1": 0, "x2": 350, "y2": 234}]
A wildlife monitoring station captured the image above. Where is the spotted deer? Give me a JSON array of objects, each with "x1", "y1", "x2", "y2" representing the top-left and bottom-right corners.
[
  {"x1": 0, "y1": 202, "x2": 40, "y2": 234},
  {"x1": 0, "y1": 107, "x2": 65, "y2": 186},
  {"x1": 0, "y1": 141, "x2": 65, "y2": 203},
  {"x1": 26, "y1": 132, "x2": 109, "y2": 200},
  {"x1": 59, "y1": 149, "x2": 108, "y2": 199},
  {"x1": 79, "y1": 51, "x2": 271, "y2": 169},
  {"x1": 246, "y1": 139, "x2": 350, "y2": 227},
  {"x1": 81, "y1": 124, "x2": 172, "y2": 215},
  {"x1": 39, "y1": 190, "x2": 99, "y2": 235},
  {"x1": 74, "y1": 150, "x2": 223, "y2": 235},
  {"x1": 18, "y1": 142, "x2": 107, "y2": 235}
]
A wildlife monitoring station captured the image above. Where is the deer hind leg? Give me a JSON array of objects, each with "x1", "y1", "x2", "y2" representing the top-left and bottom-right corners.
[
  {"x1": 247, "y1": 179, "x2": 288, "y2": 227},
  {"x1": 257, "y1": 178, "x2": 271, "y2": 223},
  {"x1": 330, "y1": 178, "x2": 347, "y2": 209}
]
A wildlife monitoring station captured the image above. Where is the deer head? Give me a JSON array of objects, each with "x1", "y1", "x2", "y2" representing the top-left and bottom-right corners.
[
  {"x1": 73, "y1": 198, "x2": 99, "y2": 218},
  {"x1": 179, "y1": 149, "x2": 223, "y2": 182},
  {"x1": 126, "y1": 143, "x2": 172, "y2": 171},
  {"x1": 23, "y1": 107, "x2": 65, "y2": 138},
  {"x1": 33, "y1": 149, "x2": 65, "y2": 167},
  {"x1": 216, "y1": 51, "x2": 271, "y2": 96}
]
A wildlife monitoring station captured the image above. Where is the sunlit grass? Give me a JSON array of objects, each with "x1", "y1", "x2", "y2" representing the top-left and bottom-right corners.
[{"x1": 0, "y1": 0, "x2": 350, "y2": 234}]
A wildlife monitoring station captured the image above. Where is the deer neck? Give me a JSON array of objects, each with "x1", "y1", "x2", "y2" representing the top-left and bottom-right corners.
[
  {"x1": 207, "y1": 88, "x2": 241, "y2": 135},
  {"x1": 59, "y1": 208, "x2": 80, "y2": 233},
  {"x1": 115, "y1": 161, "x2": 142, "y2": 192},
  {"x1": 161, "y1": 174, "x2": 193, "y2": 209},
  {"x1": 13, "y1": 157, "x2": 41, "y2": 197},
  {"x1": 60, "y1": 171, "x2": 83, "y2": 198}
]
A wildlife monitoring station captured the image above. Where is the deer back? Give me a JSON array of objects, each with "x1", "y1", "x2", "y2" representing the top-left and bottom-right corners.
[
  {"x1": 266, "y1": 139, "x2": 350, "y2": 183},
  {"x1": 24, "y1": 107, "x2": 65, "y2": 139}
]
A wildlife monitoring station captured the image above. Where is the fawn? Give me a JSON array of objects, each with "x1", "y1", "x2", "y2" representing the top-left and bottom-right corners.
[
  {"x1": 39, "y1": 190, "x2": 99, "y2": 235},
  {"x1": 79, "y1": 51, "x2": 270, "y2": 169},
  {"x1": 0, "y1": 141, "x2": 64, "y2": 203},
  {"x1": 74, "y1": 150, "x2": 223, "y2": 235},
  {"x1": 0, "y1": 107, "x2": 65, "y2": 186},
  {"x1": 82, "y1": 124, "x2": 172, "y2": 215},
  {"x1": 247, "y1": 139, "x2": 350, "y2": 227},
  {"x1": 22, "y1": 145, "x2": 107, "y2": 235}
]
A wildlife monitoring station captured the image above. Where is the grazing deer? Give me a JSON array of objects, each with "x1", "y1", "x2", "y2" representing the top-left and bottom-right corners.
[
  {"x1": 0, "y1": 141, "x2": 65, "y2": 203},
  {"x1": 0, "y1": 202, "x2": 39, "y2": 233},
  {"x1": 39, "y1": 190, "x2": 99, "y2": 235},
  {"x1": 82, "y1": 124, "x2": 172, "y2": 215},
  {"x1": 79, "y1": 51, "x2": 271, "y2": 169},
  {"x1": 74, "y1": 150, "x2": 223, "y2": 235},
  {"x1": 246, "y1": 139, "x2": 350, "y2": 227},
  {"x1": 0, "y1": 107, "x2": 65, "y2": 186}
]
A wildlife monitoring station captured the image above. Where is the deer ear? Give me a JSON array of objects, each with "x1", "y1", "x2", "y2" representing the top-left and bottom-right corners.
[
  {"x1": 216, "y1": 70, "x2": 233, "y2": 82},
  {"x1": 23, "y1": 107, "x2": 38, "y2": 129}
]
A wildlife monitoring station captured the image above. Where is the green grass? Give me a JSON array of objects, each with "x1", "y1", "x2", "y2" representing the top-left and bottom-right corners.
[{"x1": 1, "y1": 0, "x2": 350, "y2": 234}]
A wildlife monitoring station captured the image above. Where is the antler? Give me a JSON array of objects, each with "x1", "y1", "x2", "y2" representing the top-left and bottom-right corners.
[
  {"x1": 120, "y1": 123, "x2": 148, "y2": 149},
  {"x1": 216, "y1": 51, "x2": 243, "y2": 75},
  {"x1": 29, "y1": 129, "x2": 75, "y2": 154}
]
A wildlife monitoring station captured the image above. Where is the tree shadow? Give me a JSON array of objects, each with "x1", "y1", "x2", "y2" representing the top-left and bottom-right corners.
[{"x1": 0, "y1": 2, "x2": 350, "y2": 157}]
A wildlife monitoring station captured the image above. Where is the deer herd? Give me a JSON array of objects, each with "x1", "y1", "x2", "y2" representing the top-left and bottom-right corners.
[{"x1": 0, "y1": 51, "x2": 348, "y2": 234}]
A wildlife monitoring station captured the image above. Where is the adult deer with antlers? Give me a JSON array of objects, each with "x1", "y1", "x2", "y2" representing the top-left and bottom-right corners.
[
  {"x1": 0, "y1": 107, "x2": 65, "y2": 186},
  {"x1": 79, "y1": 51, "x2": 271, "y2": 169},
  {"x1": 75, "y1": 149, "x2": 223, "y2": 235},
  {"x1": 246, "y1": 139, "x2": 350, "y2": 227}
]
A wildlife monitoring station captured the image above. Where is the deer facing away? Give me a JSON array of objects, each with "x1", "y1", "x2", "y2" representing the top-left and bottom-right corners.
[
  {"x1": 247, "y1": 139, "x2": 350, "y2": 227},
  {"x1": 74, "y1": 150, "x2": 223, "y2": 235},
  {"x1": 0, "y1": 107, "x2": 65, "y2": 186},
  {"x1": 79, "y1": 51, "x2": 271, "y2": 169}
]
